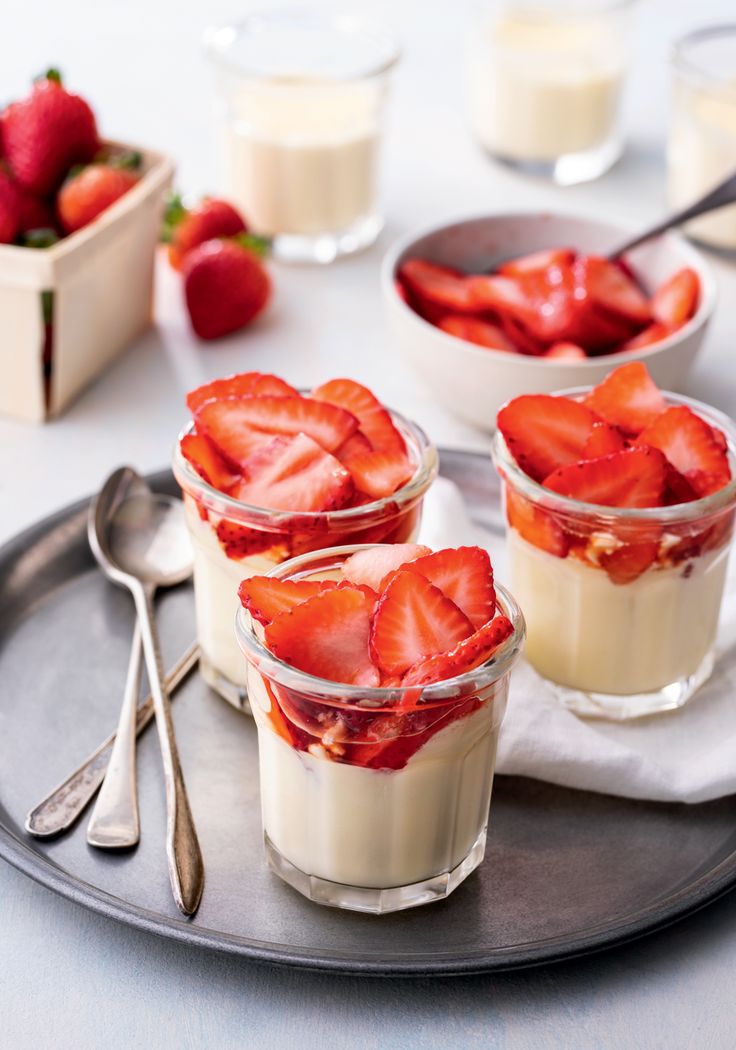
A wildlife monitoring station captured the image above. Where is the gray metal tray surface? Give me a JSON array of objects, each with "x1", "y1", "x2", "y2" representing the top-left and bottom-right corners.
[{"x1": 1, "y1": 451, "x2": 735, "y2": 976}]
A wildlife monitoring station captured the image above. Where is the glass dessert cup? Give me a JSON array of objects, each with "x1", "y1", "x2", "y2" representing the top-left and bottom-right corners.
[
  {"x1": 173, "y1": 411, "x2": 437, "y2": 712},
  {"x1": 205, "y1": 10, "x2": 400, "y2": 263},
  {"x1": 466, "y1": 0, "x2": 636, "y2": 185},
  {"x1": 492, "y1": 390, "x2": 736, "y2": 720},
  {"x1": 235, "y1": 544, "x2": 525, "y2": 914}
]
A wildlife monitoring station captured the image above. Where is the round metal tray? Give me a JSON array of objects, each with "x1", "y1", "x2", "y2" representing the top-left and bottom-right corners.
[{"x1": 1, "y1": 451, "x2": 735, "y2": 975}]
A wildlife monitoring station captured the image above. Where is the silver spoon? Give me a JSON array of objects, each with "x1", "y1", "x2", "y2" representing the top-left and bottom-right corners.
[{"x1": 89, "y1": 467, "x2": 204, "y2": 915}]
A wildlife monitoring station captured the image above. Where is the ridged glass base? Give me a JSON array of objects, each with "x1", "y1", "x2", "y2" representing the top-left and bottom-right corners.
[
  {"x1": 270, "y1": 213, "x2": 383, "y2": 264},
  {"x1": 199, "y1": 653, "x2": 252, "y2": 715},
  {"x1": 550, "y1": 650, "x2": 715, "y2": 721},
  {"x1": 264, "y1": 828, "x2": 488, "y2": 914},
  {"x1": 486, "y1": 136, "x2": 622, "y2": 186}
]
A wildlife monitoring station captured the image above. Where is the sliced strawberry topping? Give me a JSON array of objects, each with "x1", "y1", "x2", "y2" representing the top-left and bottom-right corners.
[
  {"x1": 651, "y1": 268, "x2": 700, "y2": 327},
  {"x1": 402, "y1": 615, "x2": 514, "y2": 686},
  {"x1": 334, "y1": 429, "x2": 373, "y2": 465},
  {"x1": 664, "y1": 462, "x2": 699, "y2": 505},
  {"x1": 544, "y1": 342, "x2": 588, "y2": 360},
  {"x1": 238, "y1": 576, "x2": 338, "y2": 626},
  {"x1": 194, "y1": 399, "x2": 274, "y2": 468},
  {"x1": 505, "y1": 486, "x2": 569, "y2": 557},
  {"x1": 342, "y1": 450, "x2": 414, "y2": 499},
  {"x1": 186, "y1": 372, "x2": 299, "y2": 413},
  {"x1": 619, "y1": 322, "x2": 673, "y2": 352},
  {"x1": 204, "y1": 394, "x2": 358, "y2": 452},
  {"x1": 214, "y1": 520, "x2": 282, "y2": 560},
  {"x1": 180, "y1": 430, "x2": 240, "y2": 490},
  {"x1": 582, "y1": 421, "x2": 627, "y2": 459},
  {"x1": 370, "y1": 570, "x2": 474, "y2": 675},
  {"x1": 438, "y1": 315, "x2": 516, "y2": 352},
  {"x1": 543, "y1": 447, "x2": 668, "y2": 508},
  {"x1": 405, "y1": 546, "x2": 495, "y2": 628},
  {"x1": 312, "y1": 378, "x2": 406, "y2": 454},
  {"x1": 342, "y1": 543, "x2": 430, "y2": 591},
  {"x1": 230, "y1": 434, "x2": 354, "y2": 513},
  {"x1": 599, "y1": 541, "x2": 660, "y2": 584},
  {"x1": 575, "y1": 256, "x2": 651, "y2": 325},
  {"x1": 265, "y1": 587, "x2": 380, "y2": 687},
  {"x1": 497, "y1": 394, "x2": 600, "y2": 481},
  {"x1": 499, "y1": 248, "x2": 575, "y2": 276},
  {"x1": 585, "y1": 362, "x2": 666, "y2": 434},
  {"x1": 638, "y1": 405, "x2": 731, "y2": 498},
  {"x1": 397, "y1": 258, "x2": 477, "y2": 312}
]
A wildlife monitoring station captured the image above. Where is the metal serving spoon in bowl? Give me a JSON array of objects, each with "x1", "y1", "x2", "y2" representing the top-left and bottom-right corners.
[{"x1": 88, "y1": 466, "x2": 204, "y2": 915}]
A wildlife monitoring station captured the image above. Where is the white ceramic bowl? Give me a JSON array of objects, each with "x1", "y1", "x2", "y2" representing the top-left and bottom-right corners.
[{"x1": 381, "y1": 212, "x2": 716, "y2": 432}]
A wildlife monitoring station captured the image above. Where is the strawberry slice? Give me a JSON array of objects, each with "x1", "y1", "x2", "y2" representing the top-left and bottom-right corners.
[
  {"x1": 312, "y1": 378, "x2": 406, "y2": 454},
  {"x1": 637, "y1": 405, "x2": 731, "y2": 497},
  {"x1": 544, "y1": 342, "x2": 588, "y2": 360},
  {"x1": 202, "y1": 395, "x2": 357, "y2": 453},
  {"x1": 264, "y1": 587, "x2": 380, "y2": 687},
  {"x1": 619, "y1": 322, "x2": 673, "y2": 352},
  {"x1": 497, "y1": 394, "x2": 600, "y2": 481},
  {"x1": 369, "y1": 570, "x2": 474, "y2": 675},
  {"x1": 397, "y1": 258, "x2": 477, "y2": 312},
  {"x1": 542, "y1": 447, "x2": 668, "y2": 508},
  {"x1": 664, "y1": 462, "x2": 699, "y2": 505},
  {"x1": 469, "y1": 271, "x2": 577, "y2": 345},
  {"x1": 342, "y1": 543, "x2": 430, "y2": 591},
  {"x1": 401, "y1": 615, "x2": 514, "y2": 686},
  {"x1": 500, "y1": 315, "x2": 547, "y2": 356},
  {"x1": 214, "y1": 520, "x2": 283, "y2": 560},
  {"x1": 585, "y1": 362, "x2": 666, "y2": 434},
  {"x1": 194, "y1": 399, "x2": 276, "y2": 468},
  {"x1": 499, "y1": 248, "x2": 575, "y2": 276},
  {"x1": 343, "y1": 450, "x2": 414, "y2": 499},
  {"x1": 574, "y1": 256, "x2": 651, "y2": 325},
  {"x1": 599, "y1": 541, "x2": 659, "y2": 584},
  {"x1": 186, "y1": 372, "x2": 299, "y2": 413},
  {"x1": 180, "y1": 430, "x2": 240, "y2": 490},
  {"x1": 651, "y1": 268, "x2": 700, "y2": 327},
  {"x1": 404, "y1": 546, "x2": 495, "y2": 628},
  {"x1": 438, "y1": 315, "x2": 517, "y2": 352},
  {"x1": 505, "y1": 486, "x2": 569, "y2": 557},
  {"x1": 238, "y1": 576, "x2": 338, "y2": 626},
  {"x1": 582, "y1": 421, "x2": 627, "y2": 458},
  {"x1": 230, "y1": 434, "x2": 354, "y2": 513},
  {"x1": 334, "y1": 429, "x2": 373, "y2": 465}
]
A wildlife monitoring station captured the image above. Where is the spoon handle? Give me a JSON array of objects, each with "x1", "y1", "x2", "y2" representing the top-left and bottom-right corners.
[
  {"x1": 24, "y1": 643, "x2": 199, "y2": 839},
  {"x1": 86, "y1": 621, "x2": 144, "y2": 849},
  {"x1": 611, "y1": 169, "x2": 736, "y2": 257},
  {"x1": 132, "y1": 581, "x2": 204, "y2": 916}
]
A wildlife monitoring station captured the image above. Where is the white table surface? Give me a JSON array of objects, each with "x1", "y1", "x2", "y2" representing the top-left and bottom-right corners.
[{"x1": 3, "y1": 1, "x2": 736, "y2": 1046}]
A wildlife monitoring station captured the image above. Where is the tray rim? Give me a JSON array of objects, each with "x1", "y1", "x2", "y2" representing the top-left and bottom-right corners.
[{"x1": 1, "y1": 456, "x2": 736, "y2": 977}]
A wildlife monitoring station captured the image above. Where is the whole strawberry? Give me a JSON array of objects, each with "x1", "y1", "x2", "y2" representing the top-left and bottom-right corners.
[
  {"x1": 58, "y1": 164, "x2": 139, "y2": 234},
  {"x1": 3, "y1": 70, "x2": 99, "y2": 196},
  {"x1": 165, "y1": 195, "x2": 247, "y2": 270},
  {"x1": 0, "y1": 169, "x2": 21, "y2": 243},
  {"x1": 183, "y1": 238, "x2": 271, "y2": 340}
]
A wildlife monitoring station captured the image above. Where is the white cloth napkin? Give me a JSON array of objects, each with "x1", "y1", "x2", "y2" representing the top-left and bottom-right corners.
[{"x1": 419, "y1": 477, "x2": 736, "y2": 803}]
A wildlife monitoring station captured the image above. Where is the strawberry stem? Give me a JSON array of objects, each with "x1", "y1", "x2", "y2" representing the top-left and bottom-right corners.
[
  {"x1": 161, "y1": 192, "x2": 188, "y2": 243},
  {"x1": 233, "y1": 232, "x2": 272, "y2": 259},
  {"x1": 37, "y1": 68, "x2": 62, "y2": 85},
  {"x1": 110, "y1": 149, "x2": 143, "y2": 171},
  {"x1": 23, "y1": 228, "x2": 59, "y2": 249}
]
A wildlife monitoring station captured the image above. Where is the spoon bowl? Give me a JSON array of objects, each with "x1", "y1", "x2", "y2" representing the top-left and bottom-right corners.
[{"x1": 104, "y1": 493, "x2": 193, "y2": 588}]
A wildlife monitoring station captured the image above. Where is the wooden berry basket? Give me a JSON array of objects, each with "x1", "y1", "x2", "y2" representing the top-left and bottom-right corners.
[{"x1": 0, "y1": 141, "x2": 175, "y2": 423}]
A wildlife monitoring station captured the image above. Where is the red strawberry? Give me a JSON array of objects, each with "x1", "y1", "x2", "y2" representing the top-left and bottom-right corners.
[
  {"x1": 215, "y1": 520, "x2": 282, "y2": 559},
  {"x1": 663, "y1": 462, "x2": 699, "y2": 505},
  {"x1": 342, "y1": 450, "x2": 414, "y2": 499},
  {"x1": 619, "y1": 322, "x2": 673, "y2": 352},
  {"x1": 497, "y1": 394, "x2": 600, "y2": 481},
  {"x1": 166, "y1": 195, "x2": 248, "y2": 270},
  {"x1": 57, "y1": 164, "x2": 138, "y2": 233},
  {"x1": 500, "y1": 315, "x2": 547, "y2": 356},
  {"x1": 16, "y1": 186, "x2": 54, "y2": 233},
  {"x1": 574, "y1": 256, "x2": 651, "y2": 326},
  {"x1": 3, "y1": 71, "x2": 99, "y2": 196},
  {"x1": 0, "y1": 169, "x2": 21, "y2": 243},
  {"x1": 585, "y1": 362, "x2": 666, "y2": 434},
  {"x1": 599, "y1": 541, "x2": 659, "y2": 584},
  {"x1": 370, "y1": 570, "x2": 474, "y2": 675},
  {"x1": 582, "y1": 421, "x2": 627, "y2": 458},
  {"x1": 311, "y1": 378, "x2": 405, "y2": 454},
  {"x1": 401, "y1": 615, "x2": 514, "y2": 686},
  {"x1": 405, "y1": 546, "x2": 495, "y2": 629},
  {"x1": 186, "y1": 372, "x2": 299, "y2": 414},
  {"x1": 334, "y1": 429, "x2": 373, "y2": 467},
  {"x1": 198, "y1": 394, "x2": 357, "y2": 454},
  {"x1": 180, "y1": 430, "x2": 240, "y2": 490},
  {"x1": 342, "y1": 543, "x2": 430, "y2": 591},
  {"x1": 543, "y1": 447, "x2": 668, "y2": 508},
  {"x1": 638, "y1": 406, "x2": 731, "y2": 497},
  {"x1": 544, "y1": 342, "x2": 587, "y2": 361},
  {"x1": 505, "y1": 486, "x2": 569, "y2": 558},
  {"x1": 438, "y1": 315, "x2": 516, "y2": 352},
  {"x1": 194, "y1": 399, "x2": 271, "y2": 468},
  {"x1": 469, "y1": 272, "x2": 574, "y2": 344},
  {"x1": 265, "y1": 587, "x2": 380, "y2": 687},
  {"x1": 397, "y1": 258, "x2": 477, "y2": 312},
  {"x1": 230, "y1": 433, "x2": 354, "y2": 513},
  {"x1": 183, "y1": 239, "x2": 271, "y2": 340},
  {"x1": 499, "y1": 248, "x2": 575, "y2": 276},
  {"x1": 651, "y1": 268, "x2": 699, "y2": 326},
  {"x1": 238, "y1": 576, "x2": 338, "y2": 626}
]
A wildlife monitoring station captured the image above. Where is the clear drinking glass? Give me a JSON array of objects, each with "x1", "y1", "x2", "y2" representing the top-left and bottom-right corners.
[
  {"x1": 235, "y1": 544, "x2": 525, "y2": 914},
  {"x1": 466, "y1": 0, "x2": 636, "y2": 184},
  {"x1": 172, "y1": 411, "x2": 437, "y2": 711},
  {"x1": 492, "y1": 390, "x2": 736, "y2": 720},
  {"x1": 669, "y1": 25, "x2": 736, "y2": 251},
  {"x1": 205, "y1": 9, "x2": 400, "y2": 263}
]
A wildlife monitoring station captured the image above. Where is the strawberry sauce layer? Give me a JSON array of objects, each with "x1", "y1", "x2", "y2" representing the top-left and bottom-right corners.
[
  {"x1": 496, "y1": 362, "x2": 735, "y2": 583},
  {"x1": 397, "y1": 251, "x2": 700, "y2": 359},
  {"x1": 239, "y1": 544, "x2": 515, "y2": 771}
]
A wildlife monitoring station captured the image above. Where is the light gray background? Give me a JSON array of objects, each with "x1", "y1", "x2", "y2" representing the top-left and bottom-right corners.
[{"x1": 2, "y1": 1, "x2": 736, "y2": 1047}]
